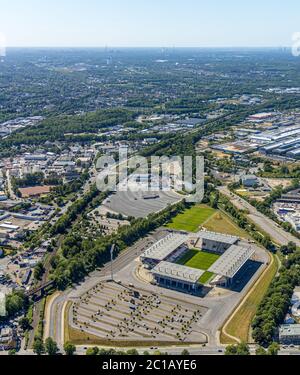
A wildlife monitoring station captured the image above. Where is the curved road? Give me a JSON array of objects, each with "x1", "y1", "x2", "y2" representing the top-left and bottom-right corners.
[{"x1": 218, "y1": 186, "x2": 300, "y2": 247}]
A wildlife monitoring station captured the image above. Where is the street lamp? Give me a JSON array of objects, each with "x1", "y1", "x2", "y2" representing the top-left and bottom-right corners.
[{"x1": 110, "y1": 243, "x2": 118, "y2": 281}]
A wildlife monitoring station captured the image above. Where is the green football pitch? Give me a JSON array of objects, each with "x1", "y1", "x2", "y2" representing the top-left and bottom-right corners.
[
  {"x1": 177, "y1": 249, "x2": 220, "y2": 285},
  {"x1": 167, "y1": 205, "x2": 216, "y2": 233},
  {"x1": 177, "y1": 249, "x2": 220, "y2": 270}
]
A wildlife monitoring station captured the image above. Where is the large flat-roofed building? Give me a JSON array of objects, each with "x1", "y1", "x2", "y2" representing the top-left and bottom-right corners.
[
  {"x1": 194, "y1": 231, "x2": 239, "y2": 254},
  {"x1": 287, "y1": 148, "x2": 300, "y2": 159},
  {"x1": 279, "y1": 324, "x2": 300, "y2": 345},
  {"x1": 242, "y1": 175, "x2": 259, "y2": 188},
  {"x1": 152, "y1": 261, "x2": 205, "y2": 293},
  {"x1": 208, "y1": 245, "x2": 255, "y2": 286},
  {"x1": 140, "y1": 232, "x2": 188, "y2": 267}
]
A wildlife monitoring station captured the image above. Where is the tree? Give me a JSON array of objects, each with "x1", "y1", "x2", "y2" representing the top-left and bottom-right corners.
[
  {"x1": 255, "y1": 346, "x2": 267, "y2": 355},
  {"x1": 264, "y1": 161, "x2": 273, "y2": 173},
  {"x1": 6, "y1": 290, "x2": 28, "y2": 318},
  {"x1": 45, "y1": 337, "x2": 59, "y2": 355},
  {"x1": 34, "y1": 262, "x2": 45, "y2": 281},
  {"x1": 181, "y1": 349, "x2": 190, "y2": 355},
  {"x1": 225, "y1": 343, "x2": 250, "y2": 356},
  {"x1": 267, "y1": 342, "x2": 280, "y2": 356},
  {"x1": 64, "y1": 342, "x2": 76, "y2": 356},
  {"x1": 19, "y1": 317, "x2": 31, "y2": 331},
  {"x1": 210, "y1": 192, "x2": 219, "y2": 209},
  {"x1": 126, "y1": 349, "x2": 139, "y2": 355},
  {"x1": 33, "y1": 338, "x2": 45, "y2": 355},
  {"x1": 86, "y1": 347, "x2": 99, "y2": 356},
  {"x1": 280, "y1": 242, "x2": 297, "y2": 255},
  {"x1": 280, "y1": 165, "x2": 289, "y2": 175}
]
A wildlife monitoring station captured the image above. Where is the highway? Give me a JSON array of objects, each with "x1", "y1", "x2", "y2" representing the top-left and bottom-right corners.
[{"x1": 218, "y1": 186, "x2": 300, "y2": 247}]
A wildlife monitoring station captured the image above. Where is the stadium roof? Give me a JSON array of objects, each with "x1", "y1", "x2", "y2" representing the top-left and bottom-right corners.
[
  {"x1": 196, "y1": 231, "x2": 238, "y2": 245},
  {"x1": 152, "y1": 261, "x2": 205, "y2": 284},
  {"x1": 208, "y1": 245, "x2": 254, "y2": 279},
  {"x1": 140, "y1": 233, "x2": 187, "y2": 261}
]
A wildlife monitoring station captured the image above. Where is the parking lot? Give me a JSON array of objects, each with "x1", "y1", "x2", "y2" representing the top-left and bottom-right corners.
[
  {"x1": 102, "y1": 189, "x2": 182, "y2": 218},
  {"x1": 70, "y1": 281, "x2": 208, "y2": 344}
]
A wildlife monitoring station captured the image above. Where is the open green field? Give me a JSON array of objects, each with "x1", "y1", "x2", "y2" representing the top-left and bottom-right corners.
[
  {"x1": 199, "y1": 271, "x2": 215, "y2": 284},
  {"x1": 203, "y1": 211, "x2": 251, "y2": 239},
  {"x1": 221, "y1": 254, "x2": 279, "y2": 344},
  {"x1": 167, "y1": 205, "x2": 216, "y2": 233}
]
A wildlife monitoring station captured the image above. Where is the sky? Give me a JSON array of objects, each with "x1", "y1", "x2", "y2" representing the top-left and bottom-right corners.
[{"x1": 0, "y1": 0, "x2": 300, "y2": 47}]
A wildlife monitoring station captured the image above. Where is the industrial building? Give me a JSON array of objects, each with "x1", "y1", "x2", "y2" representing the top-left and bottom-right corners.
[
  {"x1": 277, "y1": 189, "x2": 300, "y2": 206},
  {"x1": 279, "y1": 324, "x2": 300, "y2": 345},
  {"x1": 241, "y1": 175, "x2": 259, "y2": 188},
  {"x1": 252, "y1": 124, "x2": 300, "y2": 159},
  {"x1": 252, "y1": 124, "x2": 300, "y2": 144}
]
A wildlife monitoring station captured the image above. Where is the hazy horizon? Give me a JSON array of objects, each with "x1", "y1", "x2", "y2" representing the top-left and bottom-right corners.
[{"x1": 1, "y1": 0, "x2": 300, "y2": 48}]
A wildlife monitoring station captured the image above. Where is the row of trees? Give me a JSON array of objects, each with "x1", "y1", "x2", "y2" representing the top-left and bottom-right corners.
[
  {"x1": 252, "y1": 246, "x2": 300, "y2": 346},
  {"x1": 50, "y1": 200, "x2": 188, "y2": 290},
  {"x1": 232, "y1": 178, "x2": 300, "y2": 239},
  {"x1": 0, "y1": 109, "x2": 135, "y2": 155},
  {"x1": 33, "y1": 341, "x2": 190, "y2": 356},
  {"x1": 225, "y1": 342, "x2": 280, "y2": 356},
  {"x1": 50, "y1": 185, "x2": 108, "y2": 236},
  {"x1": 220, "y1": 195, "x2": 274, "y2": 251},
  {"x1": 33, "y1": 337, "x2": 76, "y2": 356}
]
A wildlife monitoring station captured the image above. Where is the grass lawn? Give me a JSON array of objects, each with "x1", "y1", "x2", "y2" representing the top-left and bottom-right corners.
[
  {"x1": 177, "y1": 249, "x2": 220, "y2": 270},
  {"x1": 167, "y1": 204, "x2": 216, "y2": 233},
  {"x1": 199, "y1": 271, "x2": 215, "y2": 284},
  {"x1": 177, "y1": 249, "x2": 219, "y2": 285},
  {"x1": 203, "y1": 211, "x2": 251, "y2": 239},
  {"x1": 221, "y1": 254, "x2": 279, "y2": 344}
]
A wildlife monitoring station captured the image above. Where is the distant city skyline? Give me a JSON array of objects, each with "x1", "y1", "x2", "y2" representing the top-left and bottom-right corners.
[{"x1": 1, "y1": 0, "x2": 300, "y2": 48}]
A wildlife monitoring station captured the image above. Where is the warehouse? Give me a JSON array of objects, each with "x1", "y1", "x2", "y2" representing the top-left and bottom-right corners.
[
  {"x1": 287, "y1": 148, "x2": 300, "y2": 159},
  {"x1": 279, "y1": 324, "x2": 300, "y2": 345}
]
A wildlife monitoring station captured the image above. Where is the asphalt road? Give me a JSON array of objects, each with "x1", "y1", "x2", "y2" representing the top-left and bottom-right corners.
[
  {"x1": 218, "y1": 186, "x2": 300, "y2": 247},
  {"x1": 45, "y1": 230, "x2": 167, "y2": 349}
]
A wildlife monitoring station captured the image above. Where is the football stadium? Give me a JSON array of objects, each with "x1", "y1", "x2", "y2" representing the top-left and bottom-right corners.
[{"x1": 140, "y1": 230, "x2": 255, "y2": 294}]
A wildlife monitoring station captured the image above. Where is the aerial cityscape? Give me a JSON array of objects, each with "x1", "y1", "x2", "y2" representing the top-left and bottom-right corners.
[{"x1": 1, "y1": 0, "x2": 300, "y2": 366}]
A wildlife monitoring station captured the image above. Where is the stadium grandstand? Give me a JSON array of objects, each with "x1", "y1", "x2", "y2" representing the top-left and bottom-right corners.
[
  {"x1": 140, "y1": 232, "x2": 188, "y2": 268},
  {"x1": 152, "y1": 262, "x2": 205, "y2": 292},
  {"x1": 193, "y1": 231, "x2": 239, "y2": 254},
  {"x1": 208, "y1": 245, "x2": 255, "y2": 286}
]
